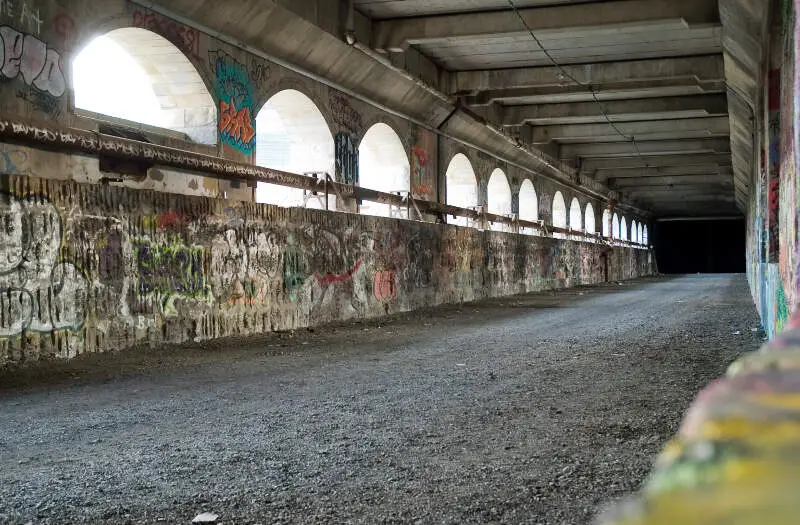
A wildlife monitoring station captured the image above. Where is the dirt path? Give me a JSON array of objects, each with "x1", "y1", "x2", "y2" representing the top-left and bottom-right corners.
[{"x1": 0, "y1": 275, "x2": 763, "y2": 524}]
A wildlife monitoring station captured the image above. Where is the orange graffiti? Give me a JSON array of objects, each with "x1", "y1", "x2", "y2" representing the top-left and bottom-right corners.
[{"x1": 218, "y1": 99, "x2": 255, "y2": 146}]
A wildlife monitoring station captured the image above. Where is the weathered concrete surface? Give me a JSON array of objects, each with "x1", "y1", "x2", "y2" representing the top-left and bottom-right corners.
[
  {"x1": 0, "y1": 274, "x2": 762, "y2": 524},
  {"x1": 0, "y1": 175, "x2": 651, "y2": 368}
]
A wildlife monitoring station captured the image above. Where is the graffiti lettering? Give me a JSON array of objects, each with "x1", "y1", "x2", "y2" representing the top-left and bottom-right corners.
[
  {"x1": 219, "y1": 99, "x2": 255, "y2": 149},
  {"x1": 335, "y1": 132, "x2": 358, "y2": 185},
  {"x1": 132, "y1": 9, "x2": 201, "y2": 61},
  {"x1": 284, "y1": 249, "x2": 305, "y2": 302},
  {"x1": 329, "y1": 91, "x2": 362, "y2": 135},
  {"x1": 133, "y1": 240, "x2": 209, "y2": 307},
  {"x1": 0, "y1": 194, "x2": 88, "y2": 337},
  {"x1": 373, "y1": 270, "x2": 396, "y2": 302},
  {"x1": 411, "y1": 145, "x2": 432, "y2": 198},
  {"x1": 209, "y1": 50, "x2": 255, "y2": 153},
  {"x1": 0, "y1": 25, "x2": 66, "y2": 97},
  {"x1": 17, "y1": 1, "x2": 40, "y2": 35}
]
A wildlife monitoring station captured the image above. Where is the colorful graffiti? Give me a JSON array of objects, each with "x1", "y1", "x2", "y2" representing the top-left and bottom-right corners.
[
  {"x1": 132, "y1": 239, "x2": 210, "y2": 311},
  {"x1": 335, "y1": 132, "x2": 359, "y2": 185},
  {"x1": 132, "y1": 9, "x2": 201, "y2": 61},
  {"x1": 0, "y1": 25, "x2": 66, "y2": 97},
  {"x1": 411, "y1": 145, "x2": 433, "y2": 199},
  {"x1": 209, "y1": 50, "x2": 255, "y2": 154},
  {"x1": 0, "y1": 193, "x2": 88, "y2": 337}
]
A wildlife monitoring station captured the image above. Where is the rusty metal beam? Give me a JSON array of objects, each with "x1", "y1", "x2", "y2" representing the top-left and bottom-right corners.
[{"x1": 0, "y1": 116, "x2": 646, "y2": 247}]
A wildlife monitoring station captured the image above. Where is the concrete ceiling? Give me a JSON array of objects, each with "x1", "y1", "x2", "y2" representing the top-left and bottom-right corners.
[{"x1": 352, "y1": 0, "x2": 764, "y2": 217}]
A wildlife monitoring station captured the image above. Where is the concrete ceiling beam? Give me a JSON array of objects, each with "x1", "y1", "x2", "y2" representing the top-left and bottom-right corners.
[
  {"x1": 560, "y1": 138, "x2": 731, "y2": 159},
  {"x1": 500, "y1": 94, "x2": 728, "y2": 126},
  {"x1": 372, "y1": 0, "x2": 719, "y2": 51},
  {"x1": 609, "y1": 174, "x2": 733, "y2": 188},
  {"x1": 600, "y1": 164, "x2": 733, "y2": 179},
  {"x1": 581, "y1": 153, "x2": 733, "y2": 171},
  {"x1": 450, "y1": 55, "x2": 724, "y2": 96},
  {"x1": 532, "y1": 116, "x2": 730, "y2": 144}
]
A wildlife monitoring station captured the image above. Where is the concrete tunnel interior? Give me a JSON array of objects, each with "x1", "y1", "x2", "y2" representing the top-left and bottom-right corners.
[{"x1": 0, "y1": 0, "x2": 796, "y2": 523}]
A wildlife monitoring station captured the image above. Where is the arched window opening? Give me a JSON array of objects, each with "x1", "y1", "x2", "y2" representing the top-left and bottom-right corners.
[
  {"x1": 630, "y1": 220, "x2": 638, "y2": 244},
  {"x1": 602, "y1": 209, "x2": 611, "y2": 238},
  {"x1": 643, "y1": 225, "x2": 649, "y2": 245},
  {"x1": 519, "y1": 179, "x2": 538, "y2": 235},
  {"x1": 621, "y1": 217, "x2": 628, "y2": 241},
  {"x1": 446, "y1": 154, "x2": 479, "y2": 226},
  {"x1": 638, "y1": 223, "x2": 644, "y2": 245},
  {"x1": 551, "y1": 191, "x2": 567, "y2": 239},
  {"x1": 73, "y1": 29, "x2": 216, "y2": 144},
  {"x1": 255, "y1": 90, "x2": 335, "y2": 208},
  {"x1": 359, "y1": 123, "x2": 410, "y2": 218},
  {"x1": 612, "y1": 213, "x2": 620, "y2": 240},
  {"x1": 585, "y1": 203, "x2": 596, "y2": 236},
  {"x1": 569, "y1": 198, "x2": 582, "y2": 232},
  {"x1": 487, "y1": 169, "x2": 512, "y2": 231}
]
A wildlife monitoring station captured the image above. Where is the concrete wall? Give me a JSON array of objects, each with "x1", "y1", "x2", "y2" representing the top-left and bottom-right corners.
[
  {"x1": 746, "y1": 0, "x2": 798, "y2": 339},
  {"x1": 0, "y1": 0, "x2": 653, "y2": 367},
  {"x1": 0, "y1": 172, "x2": 651, "y2": 368}
]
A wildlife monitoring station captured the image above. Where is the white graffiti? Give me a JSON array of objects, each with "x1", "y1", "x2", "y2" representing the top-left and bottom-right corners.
[
  {"x1": 0, "y1": 25, "x2": 66, "y2": 97},
  {"x1": 0, "y1": 194, "x2": 88, "y2": 337}
]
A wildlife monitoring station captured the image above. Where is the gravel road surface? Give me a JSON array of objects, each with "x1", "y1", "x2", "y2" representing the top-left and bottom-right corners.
[{"x1": 0, "y1": 274, "x2": 763, "y2": 524}]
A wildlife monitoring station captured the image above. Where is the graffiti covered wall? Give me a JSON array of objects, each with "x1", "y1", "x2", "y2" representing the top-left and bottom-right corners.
[
  {"x1": 0, "y1": 173, "x2": 652, "y2": 368},
  {"x1": 747, "y1": 2, "x2": 799, "y2": 339}
]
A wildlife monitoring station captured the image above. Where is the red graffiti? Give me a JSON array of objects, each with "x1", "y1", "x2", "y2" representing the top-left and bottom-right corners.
[
  {"x1": 769, "y1": 178, "x2": 780, "y2": 213},
  {"x1": 218, "y1": 99, "x2": 255, "y2": 147},
  {"x1": 132, "y1": 10, "x2": 201, "y2": 61},
  {"x1": 53, "y1": 13, "x2": 75, "y2": 49},
  {"x1": 314, "y1": 259, "x2": 363, "y2": 286},
  {"x1": 411, "y1": 145, "x2": 432, "y2": 198},
  {"x1": 157, "y1": 210, "x2": 187, "y2": 230},
  {"x1": 373, "y1": 270, "x2": 397, "y2": 302}
]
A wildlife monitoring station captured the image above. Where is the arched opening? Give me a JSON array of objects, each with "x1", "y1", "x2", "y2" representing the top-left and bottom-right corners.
[
  {"x1": 585, "y1": 203, "x2": 596, "y2": 235},
  {"x1": 602, "y1": 209, "x2": 611, "y2": 238},
  {"x1": 612, "y1": 213, "x2": 620, "y2": 240},
  {"x1": 639, "y1": 223, "x2": 644, "y2": 245},
  {"x1": 643, "y1": 225, "x2": 649, "y2": 245},
  {"x1": 487, "y1": 169, "x2": 512, "y2": 231},
  {"x1": 73, "y1": 28, "x2": 216, "y2": 144},
  {"x1": 254, "y1": 90, "x2": 335, "y2": 208},
  {"x1": 359, "y1": 123, "x2": 411, "y2": 218},
  {"x1": 519, "y1": 179, "x2": 538, "y2": 235},
  {"x1": 446, "y1": 154, "x2": 478, "y2": 226},
  {"x1": 552, "y1": 191, "x2": 567, "y2": 229},
  {"x1": 630, "y1": 220, "x2": 638, "y2": 244},
  {"x1": 621, "y1": 217, "x2": 628, "y2": 241},
  {"x1": 569, "y1": 197, "x2": 582, "y2": 231}
]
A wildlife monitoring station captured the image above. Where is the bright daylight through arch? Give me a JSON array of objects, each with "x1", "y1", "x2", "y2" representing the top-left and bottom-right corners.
[
  {"x1": 255, "y1": 90, "x2": 335, "y2": 208},
  {"x1": 73, "y1": 28, "x2": 216, "y2": 144},
  {"x1": 359, "y1": 123, "x2": 411, "y2": 218}
]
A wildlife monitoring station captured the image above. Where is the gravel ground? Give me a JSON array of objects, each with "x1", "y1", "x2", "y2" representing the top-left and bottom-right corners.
[{"x1": 0, "y1": 274, "x2": 763, "y2": 525}]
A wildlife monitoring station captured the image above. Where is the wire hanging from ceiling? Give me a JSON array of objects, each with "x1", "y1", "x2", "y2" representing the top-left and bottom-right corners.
[{"x1": 504, "y1": 0, "x2": 650, "y2": 170}]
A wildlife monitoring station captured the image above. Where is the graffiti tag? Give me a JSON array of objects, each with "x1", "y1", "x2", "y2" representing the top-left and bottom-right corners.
[
  {"x1": 0, "y1": 25, "x2": 66, "y2": 97},
  {"x1": 209, "y1": 50, "x2": 256, "y2": 153},
  {"x1": 0, "y1": 194, "x2": 88, "y2": 337},
  {"x1": 335, "y1": 132, "x2": 358, "y2": 185}
]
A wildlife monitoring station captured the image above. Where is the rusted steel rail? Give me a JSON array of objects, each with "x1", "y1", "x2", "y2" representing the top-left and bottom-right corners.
[{"x1": 0, "y1": 116, "x2": 641, "y2": 247}]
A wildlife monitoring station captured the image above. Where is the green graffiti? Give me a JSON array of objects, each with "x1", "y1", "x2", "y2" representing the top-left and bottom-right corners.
[
  {"x1": 133, "y1": 239, "x2": 211, "y2": 313},
  {"x1": 776, "y1": 281, "x2": 789, "y2": 333},
  {"x1": 283, "y1": 233, "x2": 306, "y2": 302}
]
